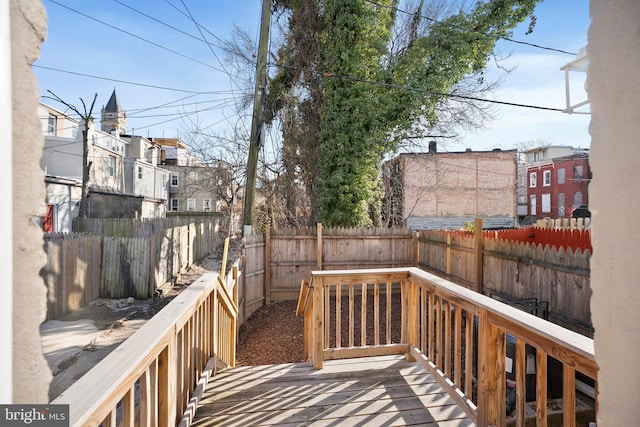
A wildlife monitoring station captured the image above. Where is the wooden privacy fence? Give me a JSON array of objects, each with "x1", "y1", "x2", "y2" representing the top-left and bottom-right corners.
[
  {"x1": 52, "y1": 263, "x2": 239, "y2": 427},
  {"x1": 535, "y1": 217, "x2": 590, "y2": 231},
  {"x1": 44, "y1": 233, "x2": 102, "y2": 319},
  {"x1": 418, "y1": 224, "x2": 593, "y2": 336},
  {"x1": 44, "y1": 219, "x2": 218, "y2": 318},
  {"x1": 240, "y1": 225, "x2": 415, "y2": 321},
  {"x1": 245, "y1": 222, "x2": 592, "y2": 337},
  {"x1": 300, "y1": 267, "x2": 597, "y2": 427}
]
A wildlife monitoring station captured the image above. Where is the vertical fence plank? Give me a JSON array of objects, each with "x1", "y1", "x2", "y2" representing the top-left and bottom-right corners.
[
  {"x1": 264, "y1": 229, "x2": 271, "y2": 304},
  {"x1": 474, "y1": 217, "x2": 484, "y2": 294}
]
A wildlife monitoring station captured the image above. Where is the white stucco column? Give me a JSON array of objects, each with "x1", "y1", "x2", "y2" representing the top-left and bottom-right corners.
[
  {"x1": 589, "y1": 1, "x2": 640, "y2": 425},
  {"x1": 0, "y1": 0, "x2": 13, "y2": 404},
  {"x1": 10, "y1": 0, "x2": 51, "y2": 403}
]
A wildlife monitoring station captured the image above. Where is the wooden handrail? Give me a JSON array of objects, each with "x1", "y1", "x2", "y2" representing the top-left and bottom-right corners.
[
  {"x1": 305, "y1": 267, "x2": 598, "y2": 427},
  {"x1": 53, "y1": 269, "x2": 238, "y2": 427}
]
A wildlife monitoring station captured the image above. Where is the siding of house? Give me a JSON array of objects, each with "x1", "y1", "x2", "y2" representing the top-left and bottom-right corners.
[
  {"x1": 527, "y1": 154, "x2": 590, "y2": 219},
  {"x1": 387, "y1": 150, "x2": 517, "y2": 230}
]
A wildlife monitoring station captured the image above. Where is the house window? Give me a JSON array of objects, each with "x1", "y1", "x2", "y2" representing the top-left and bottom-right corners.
[
  {"x1": 47, "y1": 114, "x2": 57, "y2": 135},
  {"x1": 574, "y1": 192, "x2": 583, "y2": 208},
  {"x1": 170, "y1": 172, "x2": 179, "y2": 187},
  {"x1": 190, "y1": 171, "x2": 198, "y2": 183},
  {"x1": 529, "y1": 172, "x2": 537, "y2": 188},
  {"x1": 574, "y1": 165, "x2": 583, "y2": 182},
  {"x1": 543, "y1": 170, "x2": 551, "y2": 186},
  {"x1": 558, "y1": 193, "x2": 566, "y2": 217},
  {"x1": 542, "y1": 193, "x2": 551, "y2": 213},
  {"x1": 170, "y1": 198, "x2": 179, "y2": 211},
  {"x1": 558, "y1": 168, "x2": 565, "y2": 184},
  {"x1": 203, "y1": 198, "x2": 211, "y2": 212},
  {"x1": 107, "y1": 156, "x2": 116, "y2": 177},
  {"x1": 518, "y1": 195, "x2": 526, "y2": 205},
  {"x1": 518, "y1": 175, "x2": 527, "y2": 187},
  {"x1": 530, "y1": 195, "x2": 536, "y2": 216},
  {"x1": 187, "y1": 198, "x2": 196, "y2": 211},
  {"x1": 138, "y1": 166, "x2": 143, "y2": 179}
]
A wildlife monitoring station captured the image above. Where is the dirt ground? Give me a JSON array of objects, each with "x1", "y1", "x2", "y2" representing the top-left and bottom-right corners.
[
  {"x1": 235, "y1": 300, "x2": 305, "y2": 366},
  {"x1": 44, "y1": 260, "x2": 217, "y2": 401}
]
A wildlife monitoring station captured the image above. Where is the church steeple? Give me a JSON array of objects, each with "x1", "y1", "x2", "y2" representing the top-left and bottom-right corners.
[{"x1": 101, "y1": 88, "x2": 127, "y2": 134}]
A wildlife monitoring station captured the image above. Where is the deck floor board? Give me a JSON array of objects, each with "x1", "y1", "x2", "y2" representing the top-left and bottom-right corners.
[{"x1": 192, "y1": 355, "x2": 475, "y2": 426}]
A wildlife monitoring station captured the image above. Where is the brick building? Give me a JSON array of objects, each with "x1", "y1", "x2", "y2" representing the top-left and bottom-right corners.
[
  {"x1": 383, "y1": 148, "x2": 517, "y2": 230},
  {"x1": 527, "y1": 152, "x2": 590, "y2": 219}
]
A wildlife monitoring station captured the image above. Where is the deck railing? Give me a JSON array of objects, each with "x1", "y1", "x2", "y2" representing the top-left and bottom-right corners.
[
  {"x1": 52, "y1": 265, "x2": 238, "y2": 427},
  {"x1": 300, "y1": 267, "x2": 598, "y2": 427}
]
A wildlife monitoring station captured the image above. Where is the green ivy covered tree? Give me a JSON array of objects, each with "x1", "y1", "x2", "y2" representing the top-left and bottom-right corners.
[{"x1": 269, "y1": 0, "x2": 540, "y2": 227}]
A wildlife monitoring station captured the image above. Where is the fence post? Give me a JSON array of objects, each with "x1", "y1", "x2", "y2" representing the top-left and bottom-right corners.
[
  {"x1": 476, "y1": 309, "x2": 504, "y2": 427},
  {"x1": 312, "y1": 276, "x2": 324, "y2": 369},
  {"x1": 474, "y1": 217, "x2": 484, "y2": 294},
  {"x1": 405, "y1": 278, "x2": 419, "y2": 362},
  {"x1": 316, "y1": 223, "x2": 323, "y2": 269}
]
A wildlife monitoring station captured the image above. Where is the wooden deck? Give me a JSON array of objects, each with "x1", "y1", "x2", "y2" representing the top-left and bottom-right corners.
[{"x1": 192, "y1": 355, "x2": 474, "y2": 426}]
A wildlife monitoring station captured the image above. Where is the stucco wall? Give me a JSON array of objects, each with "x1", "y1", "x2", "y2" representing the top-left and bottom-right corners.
[
  {"x1": 589, "y1": 1, "x2": 640, "y2": 425},
  {"x1": 10, "y1": 0, "x2": 51, "y2": 402}
]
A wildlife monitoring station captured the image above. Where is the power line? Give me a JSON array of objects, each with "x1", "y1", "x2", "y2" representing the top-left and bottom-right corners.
[
  {"x1": 331, "y1": 71, "x2": 563, "y2": 111},
  {"x1": 162, "y1": 0, "x2": 233, "y2": 51},
  {"x1": 177, "y1": 0, "x2": 245, "y2": 97},
  {"x1": 34, "y1": 64, "x2": 223, "y2": 94},
  {"x1": 48, "y1": 0, "x2": 234, "y2": 75},
  {"x1": 364, "y1": 0, "x2": 578, "y2": 56},
  {"x1": 273, "y1": 62, "x2": 565, "y2": 112}
]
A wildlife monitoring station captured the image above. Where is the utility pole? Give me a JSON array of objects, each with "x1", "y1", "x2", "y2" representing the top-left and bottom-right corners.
[
  {"x1": 242, "y1": 0, "x2": 272, "y2": 236},
  {"x1": 45, "y1": 91, "x2": 97, "y2": 218}
]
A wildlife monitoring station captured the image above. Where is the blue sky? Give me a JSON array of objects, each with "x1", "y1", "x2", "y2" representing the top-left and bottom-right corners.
[{"x1": 35, "y1": 0, "x2": 591, "y2": 152}]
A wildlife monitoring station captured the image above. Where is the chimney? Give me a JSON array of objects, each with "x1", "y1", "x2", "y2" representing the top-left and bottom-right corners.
[{"x1": 428, "y1": 140, "x2": 437, "y2": 154}]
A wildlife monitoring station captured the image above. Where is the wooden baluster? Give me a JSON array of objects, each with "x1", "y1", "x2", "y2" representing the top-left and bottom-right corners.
[
  {"x1": 435, "y1": 295, "x2": 442, "y2": 368},
  {"x1": 336, "y1": 283, "x2": 342, "y2": 348},
  {"x1": 444, "y1": 300, "x2": 452, "y2": 378},
  {"x1": 123, "y1": 387, "x2": 134, "y2": 426},
  {"x1": 374, "y1": 282, "x2": 380, "y2": 346},
  {"x1": 324, "y1": 282, "x2": 330, "y2": 348},
  {"x1": 454, "y1": 305, "x2": 462, "y2": 388},
  {"x1": 515, "y1": 338, "x2": 526, "y2": 427},
  {"x1": 536, "y1": 349, "x2": 548, "y2": 427},
  {"x1": 563, "y1": 365, "x2": 576, "y2": 427},
  {"x1": 349, "y1": 284, "x2": 354, "y2": 348},
  {"x1": 361, "y1": 283, "x2": 367, "y2": 346},
  {"x1": 465, "y1": 311, "x2": 473, "y2": 399},
  {"x1": 421, "y1": 287, "x2": 427, "y2": 353},
  {"x1": 428, "y1": 292, "x2": 435, "y2": 362},
  {"x1": 386, "y1": 281, "x2": 392, "y2": 344}
]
